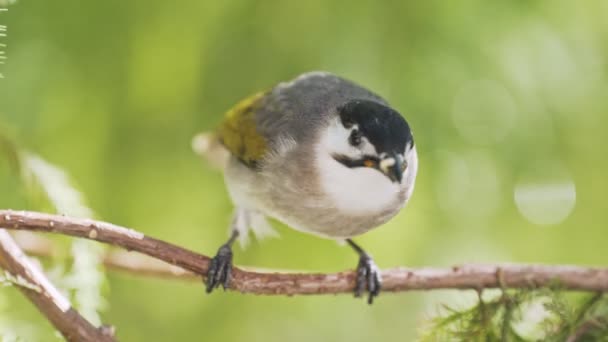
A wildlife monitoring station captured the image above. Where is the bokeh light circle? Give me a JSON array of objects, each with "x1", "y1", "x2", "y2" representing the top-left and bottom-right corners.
[
  {"x1": 435, "y1": 150, "x2": 502, "y2": 220},
  {"x1": 451, "y1": 80, "x2": 518, "y2": 145},
  {"x1": 514, "y1": 161, "x2": 576, "y2": 226}
]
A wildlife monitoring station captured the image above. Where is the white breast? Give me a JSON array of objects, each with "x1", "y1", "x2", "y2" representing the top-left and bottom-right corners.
[{"x1": 315, "y1": 146, "x2": 403, "y2": 217}]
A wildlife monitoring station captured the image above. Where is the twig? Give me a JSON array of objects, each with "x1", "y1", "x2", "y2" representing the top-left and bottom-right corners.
[
  {"x1": 12, "y1": 231, "x2": 196, "y2": 281},
  {"x1": 566, "y1": 317, "x2": 607, "y2": 342},
  {"x1": 566, "y1": 293, "x2": 606, "y2": 342},
  {"x1": 0, "y1": 230, "x2": 114, "y2": 342},
  {"x1": 573, "y1": 292, "x2": 604, "y2": 325},
  {"x1": 1, "y1": 210, "x2": 608, "y2": 295}
]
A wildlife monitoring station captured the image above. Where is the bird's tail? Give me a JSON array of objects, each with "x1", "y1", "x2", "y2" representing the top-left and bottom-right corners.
[{"x1": 191, "y1": 132, "x2": 229, "y2": 170}]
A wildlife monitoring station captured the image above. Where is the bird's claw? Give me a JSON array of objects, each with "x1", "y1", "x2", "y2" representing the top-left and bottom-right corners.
[
  {"x1": 205, "y1": 244, "x2": 233, "y2": 293},
  {"x1": 354, "y1": 253, "x2": 382, "y2": 304}
]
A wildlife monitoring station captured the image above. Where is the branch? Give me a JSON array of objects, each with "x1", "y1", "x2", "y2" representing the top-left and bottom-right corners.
[
  {"x1": 12, "y1": 232, "x2": 196, "y2": 281},
  {"x1": 0, "y1": 230, "x2": 114, "y2": 342},
  {"x1": 1, "y1": 210, "x2": 608, "y2": 295}
]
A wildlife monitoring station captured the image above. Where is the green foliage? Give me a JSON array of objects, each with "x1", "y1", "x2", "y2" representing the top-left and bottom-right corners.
[
  {"x1": 1, "y1": 0, "x2": 608, "y2": 340},
  {"x1": 0, "y1": 0, "x2": 16, "y2": 7},
  {"x1": 420, "y1": 290, "x2": 608, "y2": 342},
  {"x1": 0, "y1": 133, "x2": 108, "y2": 334}
]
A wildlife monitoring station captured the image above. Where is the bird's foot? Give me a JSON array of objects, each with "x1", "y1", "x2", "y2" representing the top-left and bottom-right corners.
[
  {"x1": 354, "y1": 253, "x2": 382, "y2": 304},
  {"x1": 205, "y1": 243, "x2": 234, "y2": 293}
]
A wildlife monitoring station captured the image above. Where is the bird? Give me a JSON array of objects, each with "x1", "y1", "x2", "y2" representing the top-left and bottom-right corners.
[{"x1": 192, "y1": 71, "x2": 418, "y2": 304}]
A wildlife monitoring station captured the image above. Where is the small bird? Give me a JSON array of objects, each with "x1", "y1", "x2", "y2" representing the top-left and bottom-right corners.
[{"x1": 193, "y1": 71, "x2": 418, "y2": 303}]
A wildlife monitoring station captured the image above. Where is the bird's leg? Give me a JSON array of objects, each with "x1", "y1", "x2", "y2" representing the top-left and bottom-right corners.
[
  {"x1": 346, "y1": 239, "x2": 382, "y2": 304},
  {"x1": 205, "y1": 229, "x2": 239, "y2": 293}
]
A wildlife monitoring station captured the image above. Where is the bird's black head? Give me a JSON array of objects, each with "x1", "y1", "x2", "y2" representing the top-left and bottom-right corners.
[
  {"x1": 339, "y1": 100, "x2": 413, "y2": 155},
  {"x1": 332, "y1": 99, "x2": 414, "y2": 183}
]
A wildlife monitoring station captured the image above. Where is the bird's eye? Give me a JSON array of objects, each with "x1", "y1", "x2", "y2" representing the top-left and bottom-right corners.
[
  {"x1": 349, "y1": 130, "x2": 362, "y2": 146},
  {"x1": 342, "y1": 118, "x2": 355, "y2": 129}
]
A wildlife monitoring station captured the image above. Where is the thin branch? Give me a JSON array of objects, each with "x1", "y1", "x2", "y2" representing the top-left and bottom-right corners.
[
  {"x1": 2, "y1": 210, "x2": 608, "y2": 296},
  {"x1": 566, "y1": 317, "x2": 607, "y2": 342},
  {"x1": 0, "y1": 230, "x2": 115, "y2": 342},
  {"x1": 566, "y1": 293, "x2": 606, "y2": 342},
  {"x1": 12, "y1": 232, "x2": 196, "y2": 281}
]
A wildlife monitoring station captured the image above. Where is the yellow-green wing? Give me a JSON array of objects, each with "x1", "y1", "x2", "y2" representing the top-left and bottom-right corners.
[{"x1": 217, "y1": 91, "x2": 268, "y2": 168}]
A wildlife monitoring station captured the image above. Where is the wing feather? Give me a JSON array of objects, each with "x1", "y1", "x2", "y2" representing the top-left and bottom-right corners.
[{"x1": 217, "y1": 92, "x2": 268, "y2": 168}]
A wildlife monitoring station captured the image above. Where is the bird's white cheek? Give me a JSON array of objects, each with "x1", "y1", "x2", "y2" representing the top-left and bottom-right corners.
[{"x1": 316, "y1": 154, "x2": 401, "y2": 215}]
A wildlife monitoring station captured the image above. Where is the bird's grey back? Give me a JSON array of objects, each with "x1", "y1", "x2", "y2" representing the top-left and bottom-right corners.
[{"x1": 255, "y1": 72, "x2": 388, "y2": 150}]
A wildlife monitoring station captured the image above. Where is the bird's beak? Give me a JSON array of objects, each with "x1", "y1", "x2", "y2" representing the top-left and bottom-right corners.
[{"x1": 379, "y1": 153, "x2": 403, "y2": 183}]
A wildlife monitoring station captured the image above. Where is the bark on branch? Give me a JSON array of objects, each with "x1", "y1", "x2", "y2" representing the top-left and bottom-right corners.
[
  {"x1": 1, "y1": 210, "x2": 608, "y2": 296},
  {"x1": 0, "y1": 230, "x2": 114, "y2": 342}
]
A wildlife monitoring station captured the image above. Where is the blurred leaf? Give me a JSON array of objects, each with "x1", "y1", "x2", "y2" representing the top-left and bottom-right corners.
[
  {"x1": 0, "y1": 0, "x2": 16, "y2": 8},
  {"x1": 0, "y1": 132, "x2": 107, "y2": 327},
  {"x1": 421, "y1": 290, "x2": 608, "y2": 342}
]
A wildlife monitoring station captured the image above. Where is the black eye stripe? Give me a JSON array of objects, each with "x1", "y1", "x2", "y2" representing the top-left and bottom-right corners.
[
  {"x1": 342, "y1": 119, "x2": 355, "y2": 129},
  {"x1": 349, "y1": 130, "x2": 362, "y2": 146}
]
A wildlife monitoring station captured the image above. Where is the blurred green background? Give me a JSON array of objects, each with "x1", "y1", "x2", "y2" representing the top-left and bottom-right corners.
[{"x1": 1, "y1": 0, "x2": 608, "y2": 341}]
